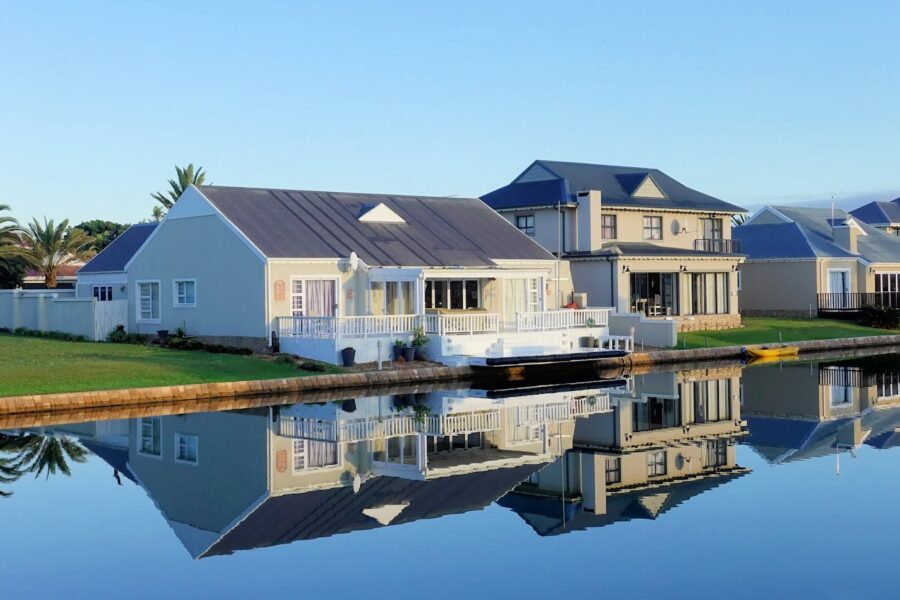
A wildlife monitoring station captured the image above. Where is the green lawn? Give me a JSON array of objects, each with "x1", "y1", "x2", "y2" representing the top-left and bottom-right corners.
[
  {"x1": 0, "y1": 335, "x2": 329, "y2": 397},
  {"x1": 678, "y1": 317, "x2": 899, "y2": 349}
]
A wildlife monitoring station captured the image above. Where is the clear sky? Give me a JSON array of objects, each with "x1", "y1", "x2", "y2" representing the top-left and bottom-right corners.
[{"x1": 3, "y1": 1, "x2": 899, "y2": 226}]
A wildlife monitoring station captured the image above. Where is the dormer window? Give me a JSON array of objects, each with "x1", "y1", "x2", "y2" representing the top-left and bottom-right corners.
[{"x1": 358, "y1": 202, "x2": 405, "y2": 224}]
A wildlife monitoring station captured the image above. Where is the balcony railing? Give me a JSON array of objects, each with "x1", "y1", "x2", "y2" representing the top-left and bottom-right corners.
[
  {"x1": 278, "y1": 410, "x2": 501, "y2": 443},
  {"x1": 817, "y1": 292, "x2": 900, "y2": 313},
  {"x1": 693, "y1": 238, "x2": 741, "y2": 254},
  {"x1": 515, "y1": 308, "x2": 610, "y2": 332}
]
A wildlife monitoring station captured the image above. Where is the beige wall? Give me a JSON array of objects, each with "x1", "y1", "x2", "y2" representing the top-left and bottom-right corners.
[
  {"x1": 267, "y1": 260, "x2": 357, "y2": 321},
  {"x1": 739, "y1": 261, "x2": 818, "y2": 314}
]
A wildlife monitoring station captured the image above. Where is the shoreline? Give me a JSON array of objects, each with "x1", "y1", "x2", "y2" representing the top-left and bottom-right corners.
[{"x1": 3, "y1": 334, "x2": 900, "y2": 418}]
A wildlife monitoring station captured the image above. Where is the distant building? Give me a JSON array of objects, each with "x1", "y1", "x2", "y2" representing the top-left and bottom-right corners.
[{"x1": 850, "y1": 198, "x2": 900, "y2": 236}]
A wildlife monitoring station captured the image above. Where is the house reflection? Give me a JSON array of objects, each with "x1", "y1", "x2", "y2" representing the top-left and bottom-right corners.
[
  {"x1": 54, "y1": 379, "x2": 628, "y2": 558},
  {"x1": 742, "y1": 355, "x2": 900, "y2": 463},
  {"x1": 499, "y1": 368, "x2": 748, "y2": 535}
]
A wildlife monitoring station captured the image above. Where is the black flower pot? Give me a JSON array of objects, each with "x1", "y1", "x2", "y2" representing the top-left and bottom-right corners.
[
  {"x1": 157, "y1": 330, "x2": 170, "y2": 342},
  {"x1": 403, "y1": 346, "x2": 415, "y2": 362},
  {"x1": 393, "y1": 345, "x2": 404, "y2": 360},
  {"x1": 340, "y1": 347, "x2": 356, "y2": 366}
]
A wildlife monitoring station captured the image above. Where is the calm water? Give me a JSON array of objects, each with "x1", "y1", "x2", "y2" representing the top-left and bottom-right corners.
[{"x1": 3, "y1": 353, "x2": 900, "y2": 599}]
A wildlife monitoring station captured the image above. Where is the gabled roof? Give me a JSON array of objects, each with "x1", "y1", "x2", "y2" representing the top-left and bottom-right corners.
[
  {"x1": 79, "y1": 223, "x2": 157, "y2": 274},
  {"x1": 481, "y1": 160, "x2": 745, "y2": 213},
  {"x1": 197, "y1": 186, "x2": 553, "y2": 267},
  {"x1": 850, "y1": 200, "x2": 900, "y2": 227},
  {"x1": 735, "y1": 205, "x2": 900, "y2": 262},
  {"x1": 203, "y1": 464, "x2": 543, "y2": 557}
]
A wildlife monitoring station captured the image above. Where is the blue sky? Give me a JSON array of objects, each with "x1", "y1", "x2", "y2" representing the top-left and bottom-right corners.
[{"x1": 3, "y1": 1, "x2": 899, "y2": 225}]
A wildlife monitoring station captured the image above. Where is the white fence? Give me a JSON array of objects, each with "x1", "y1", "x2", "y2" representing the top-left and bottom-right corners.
[
  {"x1": 515, "y1": 308, "x2": 610, "y2": 332},
  {"x1": 0, "y1": 291, "x2": 127, "y2": 341}
]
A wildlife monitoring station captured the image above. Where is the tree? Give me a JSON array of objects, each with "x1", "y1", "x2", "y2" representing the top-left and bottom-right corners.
[
  {"x1": 150, "y1": 205, "x2": 165, "y2": 222},
  {"x1": 151, "y1": 163, "x2": 206, "y2": 209},
  {"x1": 74, "y1": 220, "x2": 130, "y2": 252},
  {"x1": 0, "y1": 433, "x2": 89, "y2": 496},
  {"x1": 732, "y1": 213, "x2": 749, "y2": 227},
  {"x1": 13, "y1": 218, "x2": 95, "y2": 288},
  {"x1": 0, "y1": 204, "x2": 20, "y2": 261}
]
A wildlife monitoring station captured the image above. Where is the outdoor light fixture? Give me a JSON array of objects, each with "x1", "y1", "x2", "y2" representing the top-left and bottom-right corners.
[
  {"x1": 622, "y1": 265, "x2": 630, "y2": 273},
  {"x1": 680, "y1": 265, "x2": 688, "y2": 272}
]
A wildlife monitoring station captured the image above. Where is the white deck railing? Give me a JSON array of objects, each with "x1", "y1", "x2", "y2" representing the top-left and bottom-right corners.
[
  {"x1": 422, "y1": 313, "x2": 500, "y2": 335},
  {"x1": 424, "y1": 410, "x2": 501, "y2": 436},
  {"x1": 276, "y1": 315, "x2": 420, "y2": 339},
  {"x1": 279, "y1": 410, "x2": 501, "y2": 443},
  {"x1": 515, "y1": 308, "x2": 610, "y2": 332}
]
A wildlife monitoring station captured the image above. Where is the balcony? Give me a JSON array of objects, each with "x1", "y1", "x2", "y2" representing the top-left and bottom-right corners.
[
  {"x1": 817, "y1": 292, "x2": 900, "y2": 315},
  {"x1": 693, "y1": 238, "x2": 741, "y2": 254}
]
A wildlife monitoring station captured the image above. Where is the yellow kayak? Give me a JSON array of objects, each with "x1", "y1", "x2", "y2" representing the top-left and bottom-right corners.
[
  {"x1": 745, "y1": 346, "x2": 800, "y2": 359},
  {"x1": 746, "y1": 354, "x2": 800, "y2": 366}
]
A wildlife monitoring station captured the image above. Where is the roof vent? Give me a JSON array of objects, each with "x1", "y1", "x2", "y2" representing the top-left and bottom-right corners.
[{"x1": 358, "y1": 202, "x2": 405, "y2": 224}]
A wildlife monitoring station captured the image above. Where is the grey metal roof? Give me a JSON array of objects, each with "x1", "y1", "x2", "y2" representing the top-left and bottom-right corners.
[
  {"x1": 565, "y1": 242, "x2": 743, "y2": 259},
  {"x1": 204, "y1": 463, "x2": 543, "y2": 556},
  {"x1": 481, "y1": 160, "x2": 746, "y2": 213},
  {"x1": 850, "y1": 200, "x2": 900, "y2": 226},
  {"x1": 199, "y1": 186, "x2": 554, "y2": 267},
  {"x1": 735, "y1": 205, "x2": 900, "y2": 262},
  {"x1": 79, "y1": 223, "x2": 157, "y2": 273}
]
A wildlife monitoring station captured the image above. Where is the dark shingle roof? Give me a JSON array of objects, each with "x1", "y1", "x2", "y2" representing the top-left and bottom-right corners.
[
  {"x1": 850, "y1": 200, "x2": 900, "y2": 226},
  {"x1": 79, "y1": 223, "x2": 157, "y2": 274},
  {"x1": 481, "y1": 160, "x2": 745, "y2": 213},
  {"x1": 199, "y1": 186, "x2": 553, "y2": 267},
  {"x1": 736, "y1": 205, "x2": 900, "y2": 262}
]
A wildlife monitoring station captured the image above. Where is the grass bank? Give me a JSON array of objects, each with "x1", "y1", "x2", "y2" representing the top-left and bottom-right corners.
[
  {"x1": 0, "y1": 335, "x2": 334, "y2": 397},
  {"x1": 678, "y1": 317, "x2": 898, "y2": 349}
]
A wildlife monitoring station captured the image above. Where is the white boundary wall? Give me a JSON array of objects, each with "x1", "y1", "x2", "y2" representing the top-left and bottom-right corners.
[{"x1": 0, "y1": 290, "x2": 128, "y2": 341}]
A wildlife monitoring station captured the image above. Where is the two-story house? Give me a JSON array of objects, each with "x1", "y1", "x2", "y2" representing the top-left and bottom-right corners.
[{"x1": 482, "y1": 161, "x2": 747, "y2": 331}]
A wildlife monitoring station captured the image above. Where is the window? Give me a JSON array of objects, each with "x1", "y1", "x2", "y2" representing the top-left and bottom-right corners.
[
  {"x1": 292, "y1": 439, "x2": 339, "y2": 471},
  {"x1": 425, "y1": 279, "x2": 480, "y2": 310},
  {"x1": 138, "y1": 417, "x2": 161, "y2": 457},
  {"x1": 647, "y1": 450, "x2": 667, "y2": 477},
  {"x1": 173, "y1": 279, "x2": 196, "y2": 307},
  {"x1": 633, "y1": 397, "x2": 681, "y2": 432},
  {"x1": 706, "y1": 439, "x2": 727, "y2": 468},
  {"x1": 601, "y1": 214, "x2": 617, "y2": 240},
  {"x1": 692, "y1": 380, "x2": 731, "y2": 424},
  {"x1": 690, "y1": 273, "x2": 729, "y2": 315},
  {"x1": 643, "y1": 216, "x2": 663, "y2": 240},
  {"x1": 630, "y1": 272, "x2": 678, "y2": 316},
  {"x1": 605, "y1": 457, "x2": 621, "y2": 484},
  {"x1": 175, "y1": 433, "x2": 198, "y2": 465},
  {"x1": 516, "y1": 215, "x2": 535, "y2": 236},
  {"x1": 136, "y1": 281, "x2": 160, "y2": 322},
  {"x1": 92, "y1": 285, "x2": 112, "y2": 302},
  {"x1": 291, "y1": 279, "x2": 337, "y2": 317},
  {"x1": 700, "y1": 218, "x2": 723, "y2": 240}
]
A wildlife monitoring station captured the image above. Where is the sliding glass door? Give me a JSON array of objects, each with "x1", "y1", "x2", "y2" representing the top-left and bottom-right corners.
[
  {"x1": 689, "y1": 273, "x2": 729, "y2": 315},
  {"x1": 630, "y1": 273, "x2": 678, "y2": 316}
]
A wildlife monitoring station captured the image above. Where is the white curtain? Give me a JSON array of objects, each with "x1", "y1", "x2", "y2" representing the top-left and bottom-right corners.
[
  {"x1": 306, "y1": 280, "x2": 336, "y2": 317},
  {"x1": 503, "y1": 279, "x2": 527, "y2": 328}
]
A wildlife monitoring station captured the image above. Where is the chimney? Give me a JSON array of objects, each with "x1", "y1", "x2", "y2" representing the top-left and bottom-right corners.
[
  {"x1": 833, "y1": 221, "x2": 860, "y2": 254},
  {"x1": 576, "y1": 190, "x2": 603, "y2": 252}
]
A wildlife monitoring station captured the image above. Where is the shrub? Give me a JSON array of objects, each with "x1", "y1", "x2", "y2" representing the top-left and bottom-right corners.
[
  {"x1": 4, "y1": 327, "x2": 86, "y2": 342},
  {"x1": 162, "y1": 335, "x2": 254, "y2": 355},
  {"x1": 298, "y1": 360, "x2": 329, "y2": 372},
  {"x1": 859, "y1": 305, "x2": 900, "y2": 329},
  {"x1": 106, "y1": 325, "x2": 146, "y2": 344}
]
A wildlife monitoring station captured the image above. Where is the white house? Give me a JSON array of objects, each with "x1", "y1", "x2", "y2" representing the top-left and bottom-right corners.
[{"x1": 124, "y1": 185, "x2": 631, "y2": 364}]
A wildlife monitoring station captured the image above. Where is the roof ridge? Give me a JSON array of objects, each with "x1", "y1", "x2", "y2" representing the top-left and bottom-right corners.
[
  {"x1": 537, "y1": 159, "x2": 657, "y2": 172},
  {"x1": 202, "y1": 185, "x2": 479, "y2": 202}
]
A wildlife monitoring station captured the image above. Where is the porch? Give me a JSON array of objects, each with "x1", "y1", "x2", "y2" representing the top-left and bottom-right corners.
[
  {"x1": 275, "y1": 308, "x2": 628, "y2": 365},
  {"x1": 817, "y1": 292, "x2": 900, "y2": 316}
]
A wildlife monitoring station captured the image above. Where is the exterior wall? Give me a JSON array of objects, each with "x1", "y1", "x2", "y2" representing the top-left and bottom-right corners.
[
  {"x1": 267, "y1": 260, "x2": 356, "y2": 320},
  {"x1": 739, "y1": 260, "x2": 819, "y2": 314},
  {"x1": 75, "y1": 272, "x2": 128, "y2": 300},
  {"x1": 0, "y1": 290, "x2": 125, "y2": 341},
  {"x1": 569, "y1": 259, "x2": 615, "y2": 307},
  {"x1": 127, "y1": 214, "x2": 266, "y2": 339},
  {"x1": 128, "y1": 411, "x2": 269, "y2": 534},
  {"x1": 500, "y1": 207, "x2": 572, "y2": 254}
]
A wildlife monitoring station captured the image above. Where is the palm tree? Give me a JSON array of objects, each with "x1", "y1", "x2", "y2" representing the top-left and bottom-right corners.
[
  {"x1": 150, "y1": 205, "x2": 165, "y2": 222},
  {"x1": 151, "y1": 163, "x2": 206, "y2": 209},
  {"x1": 732, "y1": 213, "x2": 749, "y2": 227},
  {"x1": 13, "y1": 218, "x2": 94, "y2": 288},
  {"x1": 6, "y1": 433, "x2": 89, "y2": 478},
  {"x1": 0, "y1": 204, "x2": 21, "y2": 261}
]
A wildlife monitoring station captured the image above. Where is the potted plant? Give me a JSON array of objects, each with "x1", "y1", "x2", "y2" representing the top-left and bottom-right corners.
[
  {"x1": 393, "y1": 339, "x2": 405, "y2": 360},
  {"x1": 156, "y1": 329, "x2": 170, "y2": 342},
  {"x1": 410, "y1": 325, "x2": 429, "y2": 360},
  {"x1": 412, "y1": 403, "x2": 431, "y2": 424},
  {"x1": 403, "y1": 343, "x2": 416, "y2": 363},
  {"x1": 340, "y1": 346, "x2": 356, "y2": 366}
]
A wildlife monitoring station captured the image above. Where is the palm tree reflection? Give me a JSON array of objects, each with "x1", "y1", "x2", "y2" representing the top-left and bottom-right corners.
[{"x1": 0, "y1": 432, "x2": 89, "y2": 496}]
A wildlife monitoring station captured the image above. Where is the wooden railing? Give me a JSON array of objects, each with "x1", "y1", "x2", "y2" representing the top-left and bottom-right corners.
[
  {"x1": 422, "y1": 313, "x2": 500, "y2": 335},
  {"x1": 817, "y1": 292, "x2": 900, "y2": 313},
  {"x1": 693, "y1": 238, "x2": 741, "y2": 253},
  {"x1": 425, "y1": 410, "x2": 501, "y2": 436},
  {"x1": 515, "y1": 308, "x2": 610, "y2": 332}
]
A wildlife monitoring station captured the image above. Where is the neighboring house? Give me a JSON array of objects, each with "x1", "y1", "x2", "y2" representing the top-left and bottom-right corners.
[
  {"x1": 482, "y1": 161, "x2": 746, "y2": 332},
  {"x1": 735, "y1": 205, "x2": 900, "y2": 316},
  {"x1": 741, "y1": 357, "x2": 900, "y2": 464},
  {"x1": 125, "y1": 185, "x2": 629, "y2": 363},
  {"x1": 21, "y1": 263, "x2": 83, "y2": 289},
  {"x1": 499, "y1": 368, "x2": 748, "y2": 535},
  {"x1": 72, "y1": 382, "x2": 623, "y2": 557},
  {"x1": 850, "y1": 198, "x2": 900, "y2": 236},
  {"x1": 75, "y1": 223, "x2": 157, "y2": 301}
]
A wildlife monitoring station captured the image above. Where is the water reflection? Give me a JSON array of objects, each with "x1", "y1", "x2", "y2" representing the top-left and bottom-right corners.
[
  {"x1": 5, "y1": 352, "x2": 900, "y2": 562},
  {"x1": 500, "y1": 368, "x2": 748, "y2": 534}
]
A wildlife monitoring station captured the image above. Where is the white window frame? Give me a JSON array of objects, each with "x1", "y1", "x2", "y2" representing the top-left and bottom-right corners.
[
  {"x1": 643, "y1": 215, "x2": 663, "y2": 240},
  {"x1": 137, "y1": 417, "x2": 162, "y2": 459},
  {"x1": 289, "y1": 277, "x2": 341, "y2": 317},
  {"x1": 135, "y1": 280, "x2": 161, "y2": 323},
  {"x1": 516, "y1": 214, "x2": 535, "y2": 236},
  {"x1": 292, "y1": 438, "x2": 341, "y2": 473},
  {"x1": 424, "y1": 278, "x2": 482, "y2": 311},
  {"x1": 172, "y1": 278, "x2": 197, "y2": 308},
  {"x1": 174, "y1": 433, "x2": 199, "y2": 465},
  {"x1": 92, "y1": 285, "x2": 113, "y2": 302}
]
